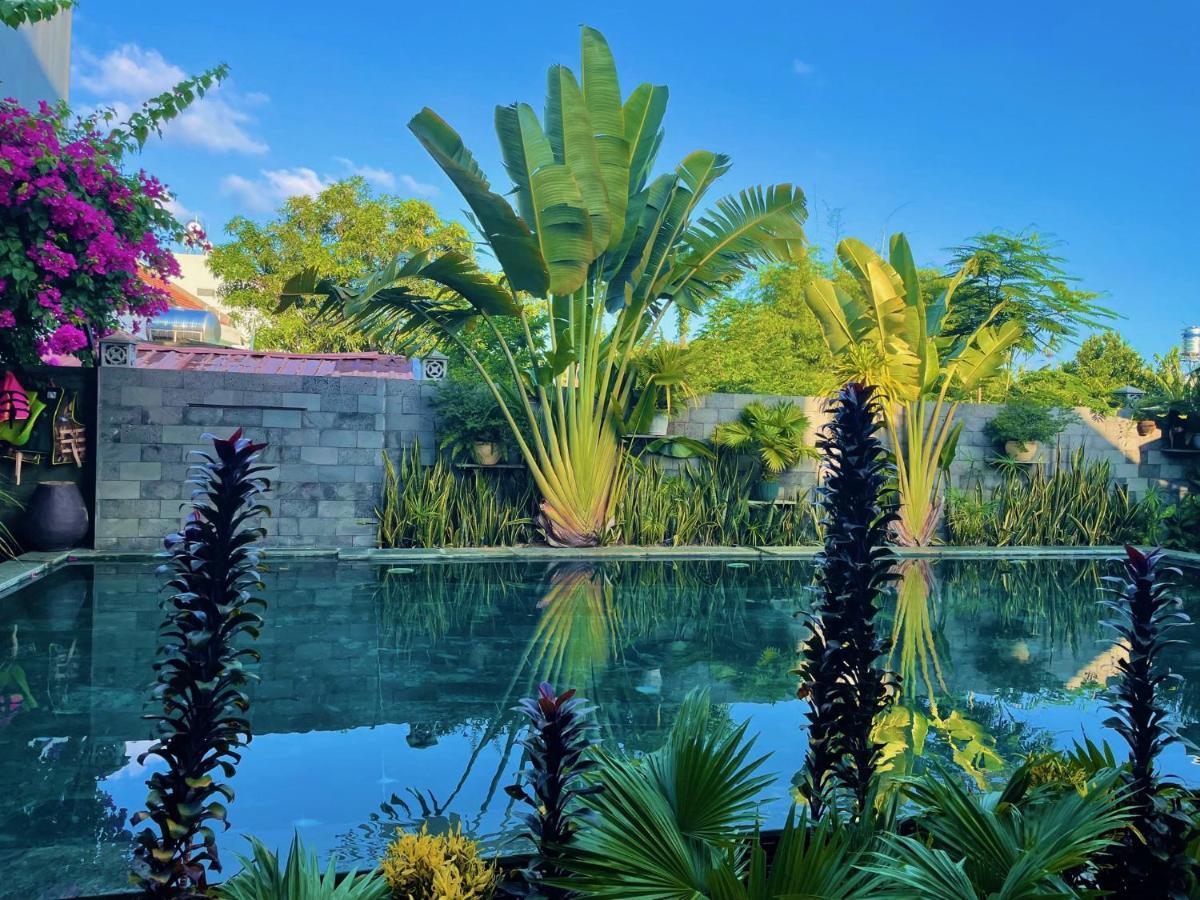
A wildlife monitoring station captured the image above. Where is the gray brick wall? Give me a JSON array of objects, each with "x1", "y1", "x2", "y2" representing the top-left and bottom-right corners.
[
  {"x1": 94, "y1": 367, "x2": 440, "y2": 551},
  {"x1": 94, "y1": 372, "x2": 1189, "y2": 551},
  {"x1": 669, "y1": 395, "x2": 1191, "y2": 501}
]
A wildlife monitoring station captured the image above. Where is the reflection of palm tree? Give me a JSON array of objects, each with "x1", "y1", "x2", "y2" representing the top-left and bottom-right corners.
[
  {"x1": 530, "y1": 563, "x2": 619, "y2": 689},
  {"x1": 888, "y1": 560, "x2": 946, "y2": 714},
  {"x1": 878, "y1": 560, "x2": 1003, "y2": 789}
]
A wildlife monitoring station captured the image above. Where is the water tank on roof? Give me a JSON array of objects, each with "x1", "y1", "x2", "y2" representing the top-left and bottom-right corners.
[
  {"x1": 148, "y1": 308, "x2": 221, "y2": 345},
  {"x1": 1183, "y1": 326, "x2": 1200, "y2": 364}
]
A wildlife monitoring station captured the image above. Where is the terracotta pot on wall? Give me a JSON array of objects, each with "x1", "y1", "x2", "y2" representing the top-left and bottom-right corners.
[
  {"x1": 1136, "y1": 420, "x2": 1157, "y2": 436},
  {"x1": 1004, "y1": 440, "x2": 1041, "y2": 463},
  {"x1": 23, "y1": 481, "x2": 89, "y2": 551},
  {"x1": 472, "y1": 441, "x2": 501, "y2": 466}
]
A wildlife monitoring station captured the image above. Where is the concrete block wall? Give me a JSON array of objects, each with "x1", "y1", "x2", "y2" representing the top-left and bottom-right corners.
[
  {"x1": 669, "y1": 395, "x2": 1192, "y2": 501},
  {"x1": 94, "y1": 367, "x2": 440, "y2": 551},
  {"x1": 93, "y1": 372, "x2": 1191, "y2": 551}
]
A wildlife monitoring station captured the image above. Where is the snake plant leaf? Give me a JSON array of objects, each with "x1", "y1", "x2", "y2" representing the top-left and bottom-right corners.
[
  {"x1": 409, "y1": 107, "x2": 550, "y2": 296},
  {"x1": 581, "y1": 26, "x2": 628, "y2": 248},
  {"x1": 623, "y1": 82, "x2": 668, "y2": 194},
  {"x1": 547, "y1": 65, "x2": 612, "y2": 254}
]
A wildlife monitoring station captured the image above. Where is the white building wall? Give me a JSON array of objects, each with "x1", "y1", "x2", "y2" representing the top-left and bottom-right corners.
[{"x1": 0, "y1": 10, "x2": 72, "y2": 107}]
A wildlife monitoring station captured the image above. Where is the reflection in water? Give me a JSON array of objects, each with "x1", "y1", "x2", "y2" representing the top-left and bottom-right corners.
[
  {"x1": 1, "y1": 556, "x2": 1198, "y2": 897},
  {"x1": 877, "y1": 561, "x2": 1003, "y2": 789}
]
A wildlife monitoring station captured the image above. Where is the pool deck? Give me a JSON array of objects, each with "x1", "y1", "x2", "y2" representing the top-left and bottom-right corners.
[{"x1": 4, "y1": 544, "x2": 1200, "y2": 598}]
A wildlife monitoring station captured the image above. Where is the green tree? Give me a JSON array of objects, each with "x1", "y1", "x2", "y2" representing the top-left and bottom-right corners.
[
  {"x1": 990, "y1": 330, "x2": 1150, "y2": 411},
  {"x1": 689, "y1": 262, "x2": 833, "y2": 395},
  {"x1": 945, "y1": 231, "x2": 1113, "y2": 353},
  {"x1": 210, "y1": 178, "x2": 472, "y2": 350},
  {"x1": 692, "y1": 262, "x2": 834, "y2": 395},
  {"x1": 302, "y1": 27, "x2": 807, "y2": 546}
]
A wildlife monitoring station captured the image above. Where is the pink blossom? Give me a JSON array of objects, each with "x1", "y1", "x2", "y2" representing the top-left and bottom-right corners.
[{"x1": 0, "y1": 310, "x2": 15, "y2": 328}]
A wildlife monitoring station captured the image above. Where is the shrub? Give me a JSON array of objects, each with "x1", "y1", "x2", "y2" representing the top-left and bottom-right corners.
[
  {"x1": 431, "y1": 378, "x2": 514, "y2": 463},
  {"x1": 130, "y1": 430, "x2": 271, "y2": 895},
  {"x1": 984, "y1": 400, "x2": 1076, "y2": 451},
  {"x1": 944, "y1": 448, "x2": 1157, "y2": 546},
  {"x1": 0, "y1": 75, "x2": 224, "y2": 366},
  {"x1": 1161, "y1": 493, "x2": 1200, "y2": 552},
  {"x1": 381, "y1": 824, "x2": 497, "y2": 900},
  {"x1": 712, "y1": 400, "x2": 816, "y2": 481},
  {"x1": 215, "y1": 833, "x2": 387, "y2": 900}
]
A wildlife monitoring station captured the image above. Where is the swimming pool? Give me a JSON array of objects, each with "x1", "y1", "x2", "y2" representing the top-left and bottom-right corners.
[{"x1": 1, "y1": 555, "x2": 1197, "y2": 897}]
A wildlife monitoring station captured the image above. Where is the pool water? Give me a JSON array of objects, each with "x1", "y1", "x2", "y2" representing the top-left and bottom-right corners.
[{"x1": 1, "y1": 556, "x2": 1198, "y2": 898}]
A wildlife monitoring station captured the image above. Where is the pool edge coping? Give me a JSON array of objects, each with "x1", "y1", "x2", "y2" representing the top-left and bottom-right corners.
[{"x1": 5, "y1": 544, "x2": 1199, "y2": 598}]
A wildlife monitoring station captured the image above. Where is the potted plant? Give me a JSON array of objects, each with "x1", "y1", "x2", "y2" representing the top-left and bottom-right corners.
[
  {"x1": 634, "y1": 344, "x2": 698, "y2": 436},
  {"x1": 430, "y1": 378, "x2": 511, "y2": 466},
  {"x1": 1137, "y1": 353, "x2": 1200, "y2": 448},
  {"x1": 985, "y1": 401, "x2": 1076, "y2": 462},
  {"x1": 713, "y1": 400, "x2": 817, "y2": 501}
]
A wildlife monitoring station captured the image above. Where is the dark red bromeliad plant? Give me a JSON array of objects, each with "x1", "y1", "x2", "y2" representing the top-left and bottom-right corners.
[
  {"x1": 505, "y1": 683, "x2": 601, "y2": 898},
  {"x1": 0, "y1": 67, "x2": 224, "y2": 367},
  {"x1": 130, "y1": 430, "x2": 270, "y2": 897}
]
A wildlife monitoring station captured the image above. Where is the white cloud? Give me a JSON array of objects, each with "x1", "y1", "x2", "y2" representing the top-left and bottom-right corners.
[
  {"x1": 172, "y1": 98, "x2": 269, "y2": 154},
  {"x1": 220, "y1": 167, "x2": 331, "y2": 213},
  {"x1": 75, "y1": 43, "x2": 268, "y2": 154},
  {"x1": 77, "y1": 44, "x2": 183, "y2": 96},
  {"x1": 792, "y1": 58, "x2": 816, "y2": 76},
  {"x1": 335, "y1": 157, "x2": 397, "y2": 190},
  {"x1": 399, "y1": 174, "x2": 439, "y2": 197},
  {"x1": 334, "y1": 158, "x2": 439, "y2": 197},
  {"x1": 162, "y1": 195, "x2": 192, "y2": 221}
]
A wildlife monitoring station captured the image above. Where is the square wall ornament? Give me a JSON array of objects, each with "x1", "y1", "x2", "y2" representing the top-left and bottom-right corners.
[
  {"x1": 420, "y1": 350, "x2": 448, "y2": 380},
  {"x1": 99, "y1": 331, "x2": 140, "y2": 367}
]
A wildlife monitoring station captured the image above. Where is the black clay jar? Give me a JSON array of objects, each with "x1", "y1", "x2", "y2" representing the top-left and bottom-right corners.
[{"x1": 24, "y1": 481, "x2": 89, "y2": 551}]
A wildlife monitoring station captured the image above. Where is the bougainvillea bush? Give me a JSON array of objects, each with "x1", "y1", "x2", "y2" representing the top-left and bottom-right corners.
[{"x1": 0, "y1": 98, "x2": 204, "y2": 366}]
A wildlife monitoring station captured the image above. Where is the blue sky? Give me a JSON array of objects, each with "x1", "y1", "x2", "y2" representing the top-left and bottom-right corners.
[{"x1": 70, "y1": 0, "x2": 1199, "y2": 359}]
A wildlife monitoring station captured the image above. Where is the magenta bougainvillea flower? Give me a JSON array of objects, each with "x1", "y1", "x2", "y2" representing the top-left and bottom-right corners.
[{"x1": 0, "y1": 99, "x2": 191, "y2": 366}]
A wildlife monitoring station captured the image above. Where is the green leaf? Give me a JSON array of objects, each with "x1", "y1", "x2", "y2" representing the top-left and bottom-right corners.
[
  {"x1": 581, "y1": 26, "x2": 629, "y2": 248},
  {"x1": 548, "y1": 65, "x2": 612, "y2": 253},
  {"x1": 409, "y1": 107, "x2": 549, "y2": 296},
  {"x1": 623, "y1": 83, "x2": 668, "y2": 194}
]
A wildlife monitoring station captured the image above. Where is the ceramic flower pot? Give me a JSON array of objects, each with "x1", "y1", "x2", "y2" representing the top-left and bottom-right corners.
[
  {"x1": 753, "y1": 479, "x2": 782, "y2": 502},
  {"x1": 647, "y1": 411, "x2": 670, "y2": 436},
  {"x1": 472, "y1": 441, "x2": 501, "y2": 466},
  {"x1": 1136, "y1": 420, "x2": 1157, "y2": 436},
  {"x1": 23, "y1": 480, "x2": 88, "y2": 551},
  {"x1": 1004, "y1": 440, "x2": 1041, "y2": 463}
]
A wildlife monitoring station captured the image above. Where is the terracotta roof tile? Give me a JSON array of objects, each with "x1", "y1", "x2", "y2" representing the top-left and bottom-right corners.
[{"x1": 135, "y1": 344, "x2": 416, "y2": 379}]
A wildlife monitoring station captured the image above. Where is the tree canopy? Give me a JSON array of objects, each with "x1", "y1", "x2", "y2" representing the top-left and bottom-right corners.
[
  {"x1": 945, "y1": 230, "x2": 1113, "y2": 353},
  {"x1": 992, "y1": 330, "x2": 1152, "y2": 411},
  {"x1": 688, "y1": 261, "x2": 834, "y2": 396},
  {"x1": 210, "y1": 178, "x2": 471, "y2": 351}
]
